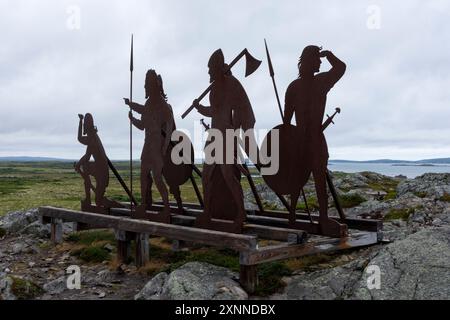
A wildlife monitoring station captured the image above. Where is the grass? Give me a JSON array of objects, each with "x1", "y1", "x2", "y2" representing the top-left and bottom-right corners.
[
  {"x1": 338, "y1": 193, "x2": 366, "y2": 208},
  {"x1": 10, "y1": 277, "x2": 44, "y2": 300},
  {"x1": 439, "y1": 193, "x2": 450, "y2": 202},
  {"x1": 384, "y1": 208, "x2": 416, "y2": 221},
  {"x1": 67, "y1": 229, "x2": 115, "y2": 263}
]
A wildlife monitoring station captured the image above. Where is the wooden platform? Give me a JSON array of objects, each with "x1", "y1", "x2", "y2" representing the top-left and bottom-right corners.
[{"x1": 39, "y1": 205, "x2": 383, "y2": 293}]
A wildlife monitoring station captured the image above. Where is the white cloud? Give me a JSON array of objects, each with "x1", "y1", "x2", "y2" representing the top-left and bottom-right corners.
[{"x1": 0, "y1": 0, "x2": 449, "y2": 160}]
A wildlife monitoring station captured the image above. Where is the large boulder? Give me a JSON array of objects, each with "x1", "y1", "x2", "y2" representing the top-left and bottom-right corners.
[
  {"x1": 0, "y1": 274, "x2": 16, "y2": 300},
  {"x1": 135, "y1": 262, "x2": 248, "y2": 300},
  {"x1": 280, "y1": 227, "x2": 450, "y2": 300},
  {"x1": 0, "y1": 209, "x2": 73, "y2": 238}
]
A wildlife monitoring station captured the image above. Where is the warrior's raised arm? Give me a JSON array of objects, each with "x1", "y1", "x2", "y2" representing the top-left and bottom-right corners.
[
  {"x1": 77, "y1": 114, "x2": 88, "y2": 145},
  {"x1": 319, "y1": 50, "x2": 346, "y2": 90}
]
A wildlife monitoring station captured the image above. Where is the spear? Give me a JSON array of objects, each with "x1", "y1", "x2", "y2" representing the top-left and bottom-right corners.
[
  {"x1": 129, "y1": 34, "x2": 134, "y2": 211},
  {"x1": 264, "y1": 39, "x2": 284, "y2": 121}
]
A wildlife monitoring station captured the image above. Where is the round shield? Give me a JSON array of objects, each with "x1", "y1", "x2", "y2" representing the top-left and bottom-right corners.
[
  {"x1": 163, "y1": 130, "x2": 194, "y2": 187},
  {"x1": 261, "y1": 124, "x2": 311, "y2": 195}
]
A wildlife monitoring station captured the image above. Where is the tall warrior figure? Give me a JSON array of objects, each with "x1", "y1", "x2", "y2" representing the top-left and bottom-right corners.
[
  {"x1": 124, "y1": 70, "x2": 174, "y2": 220},
  {"x1": 75, "y1": 113, "x2": 114, "y2": 208},
  {"x1": 193, "y1": 49, "x2": 256, "y2": 233},
  {"x1": 284, "y1": 46, "x2": 346, "y2": 237}
]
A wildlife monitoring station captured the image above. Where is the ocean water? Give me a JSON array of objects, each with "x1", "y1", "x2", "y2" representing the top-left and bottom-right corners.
[{"x1": 328, "y1": 162, "x2": 450, "y2": 179}]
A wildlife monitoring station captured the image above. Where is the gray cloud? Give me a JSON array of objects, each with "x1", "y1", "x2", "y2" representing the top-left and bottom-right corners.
[{"x1": 0, "y1": 0, "x2": 449, "y2": 160}]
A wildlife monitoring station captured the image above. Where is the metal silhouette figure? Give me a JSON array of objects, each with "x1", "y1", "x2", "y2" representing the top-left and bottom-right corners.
[
  {"x1": 281, "y1": 46, "x2": 347, "y2": 237},
  {"x1": 190, "y1": 49, "x2": 261, "y2": 233},
  {"x1": 75, "y1": 113, "x2": 121, "y2": 210},
  {"x1": 124, "y1": 70, "x2": 174, "y2": 222}
]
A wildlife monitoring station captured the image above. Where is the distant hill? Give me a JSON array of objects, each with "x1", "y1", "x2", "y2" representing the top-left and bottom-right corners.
[
  {"x1": 0, "y1": 156, "x2": 73, "y2": 162},
  {"x1": 330, "y1": 158, "x2": 450, "y2": 164}
]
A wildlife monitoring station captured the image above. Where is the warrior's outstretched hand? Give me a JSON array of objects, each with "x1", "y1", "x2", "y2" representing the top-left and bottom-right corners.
[{"x1": 319, "y1": 50, "x2": 332, "y2": 58}]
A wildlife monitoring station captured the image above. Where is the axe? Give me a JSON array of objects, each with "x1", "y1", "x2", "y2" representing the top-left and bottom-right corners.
[{"x1": 181, "y1": 49, "x2": 261, "y2": 119}]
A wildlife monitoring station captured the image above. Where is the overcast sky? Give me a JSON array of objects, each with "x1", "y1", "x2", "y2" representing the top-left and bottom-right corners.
[{"x1": 1, "y1": 0, "x2": 449, "y2": 161}]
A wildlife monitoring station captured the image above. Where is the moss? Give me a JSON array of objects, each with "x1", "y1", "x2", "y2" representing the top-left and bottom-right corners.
[
  {"x1": 439, "y1": 193, "x2": 450, "y2": 202},
  {"x1": 285, "y1": 254, "x2": 336, "y2": 271},
  {"x1": 296, "y1": 196, "x2": 319, "y2": 211},
  {"x1": 10, "y1": 277, "x2": 44, "y2": 300},
  {"x1": 384, "y1": 190, "x2": 397, "y2": 200},
  {"x1": 71, "y1": 245, "x2": 111, "y2": 263},
  {"x1": 253, "y1": 262, "x2": 291, "y2": 296},
  {"x1": 414, "y1": 191, "x2": 428, "y2": 198},
  {"x1": 384, "y1": 208, "x2": 415, "y2": 221},
  {"x1": 66, "y1": 229, "x2": 115, "y2": 245},
  {"x1": 338, "y1": 193, "x2": 366, "y2": 208},
  {"x1": 0, "y1": 227, "x2": 6, "y2": 238}
]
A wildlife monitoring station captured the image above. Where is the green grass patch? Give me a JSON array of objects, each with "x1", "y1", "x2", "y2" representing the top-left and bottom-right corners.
[
  {"x1": 71, "y1": 245, "x2": 111, "y2": 263},
  {"x1": 414, "y1": 191, "x2": 428, "y2": 198},
  {"x1": 439, "y1": 193, "x2": 450, "y2": 202},
  {"x1": 66, "y1": 229, "x2": 115, "y2": 245},
  {"x1": 0, "y1": 227, "x2": 6, "y2": 238},
  {"x1": 338, "y1": 193, "x2": 366, "y2": 208},
  {"x1": 384, "y1": 190, "x2": 397, "y2": 200},
  {"x1": 384, "y1": 208, "x2": 415, "y2": 221},
  {"x1": 10, "y1": 277, "x2": 44, "y2": 300},
  {"x1": 296, "y1": 196, "x2": 319, "y2": 211},
  {"x1": 253, "y1": 262, "x2": 291, "y2": 296}
]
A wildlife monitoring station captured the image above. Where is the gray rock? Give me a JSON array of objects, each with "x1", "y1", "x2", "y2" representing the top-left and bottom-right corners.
[
  {"x1": 282, "y1": 227, "x2": 450, "y2": 300},
  {"x1": 397, "y1": 173, "x2": 450, "y2": 199},
  {"x1": 136, "y1": 262, "x2": 248, "y2": 300},
  {"x1": 0, "y1": 209, "x2": 40, "y2": 234},
  {"x1": 135, "y1": 272, "x2": 168, "y2": 300},
  {"x1": 0, "y1": 275, "x2": 16, "y2": 300},
  {"x1": 11, "y1": 243, "x2": 26, "y2": 255},
  {"x1": 43, "y1": 276, "x2": 67, "y2": 295}
]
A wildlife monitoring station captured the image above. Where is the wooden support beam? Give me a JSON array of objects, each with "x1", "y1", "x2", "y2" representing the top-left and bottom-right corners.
[
  {"x1": 135, "y1": 233, "x2": 149, "y2": 267},
  {"x1": 39, "y1": 207, "x2": 257, "y2": 252},
  {"x1": 50, "y1": 218, "x2": 63, "y2": 244},
  {"x1": 115, "y1": 230, "x2": 133, "y2": 264},
  {"x1": 240, "y1": 265, "x2": 258, "y2": 294},
  {"x1": 240, "y1": 231, "x2": 378, "y2": 265}
]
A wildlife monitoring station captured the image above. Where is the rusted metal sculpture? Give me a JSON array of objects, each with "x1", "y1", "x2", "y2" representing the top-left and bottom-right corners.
[
  {"x1": 261, "y1": 42, "x2": 348, "y2": 237},
  {"x1": 75, "y1": 113, "x2": 124, "y2": 212},
  {"x1": 185, "y1": 48, "x2": 261, "y2": 233},
  {"x1": 125, "y1": 70, "x2": 176, "y2": 223}
]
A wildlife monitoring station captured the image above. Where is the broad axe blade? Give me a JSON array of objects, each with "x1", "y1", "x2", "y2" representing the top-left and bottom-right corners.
[{"x1": 244, "y1": 49, "x2": 262, "y2": 77}]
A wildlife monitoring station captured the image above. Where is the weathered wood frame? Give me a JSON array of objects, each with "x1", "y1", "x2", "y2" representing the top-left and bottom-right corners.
[{"x1": 39, "y1": 205, "x2": 382, "y2": 293}]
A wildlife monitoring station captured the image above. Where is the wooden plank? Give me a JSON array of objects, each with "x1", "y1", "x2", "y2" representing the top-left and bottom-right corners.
[
  {"x1": 244, "y1": 224, "x2": 307, "y2": 243},
  {"x1": 240, "y1": 231, "x2": 378, "y2": 265},
  {"x1": 39, "y1": 206, "x2": 257, "y2": 252},
  {"x1": 112, "y1": 208, "x2": 309, "y2": 243}
]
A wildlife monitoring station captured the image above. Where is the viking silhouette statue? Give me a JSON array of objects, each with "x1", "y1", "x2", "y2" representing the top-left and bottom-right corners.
[
  {"x1": 190, "y1": 49, "x2": 261, "y2": 233},
  {"x1": 75, "y1": 113, "x2": 121, "y2": 211},
  {"x1": 281, "y1": 46, "x2": 347, "y2": 237}
]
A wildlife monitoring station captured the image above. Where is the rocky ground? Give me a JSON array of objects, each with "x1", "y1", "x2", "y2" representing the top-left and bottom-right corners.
[{"x1": 1, "y1": 172, "x2": 449, "y2": 300}]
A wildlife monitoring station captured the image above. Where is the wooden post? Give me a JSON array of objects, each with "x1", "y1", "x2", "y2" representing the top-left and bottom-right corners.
[
  {"x1": 135, "y1": 233, "x2": 149, "y2": 267},
  {"x1": 115, "y1": 230, "x2": 132, "y2": 264},
  {"x1": 51, "y1": 218, "x2": 63, "y2": 244},
  {"x1": 239, "y1": 264, "x2": 258, "y2": 294}
]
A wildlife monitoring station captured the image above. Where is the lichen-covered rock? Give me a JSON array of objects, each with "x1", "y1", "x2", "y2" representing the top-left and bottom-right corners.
[
  {"x1": 135, "y1": 262, "x2": 248, "y2": 300},
  {"x1": 135, "y1": 272, "x2": 168, "y2": 300},
  {"x1": 43, "y1": 276, "x2": 67, "y2": 295},
  {"x1": 397, "y1": 173, "x2": 450, "y2": 199},
  {"x1": 280, "y1": 227, "x2": 450, "y2": 300},
  {"x1": 0, "y1": 274, "x2": 16, "y2": 300}
]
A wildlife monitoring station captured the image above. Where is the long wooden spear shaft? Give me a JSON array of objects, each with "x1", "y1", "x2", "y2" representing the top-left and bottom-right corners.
[
  {"x1": 264, "y1": 39, "x2": 284, "y2": 121},
  {"x1": 129, "y1": 34, "x2": 134, "y2": 211}
]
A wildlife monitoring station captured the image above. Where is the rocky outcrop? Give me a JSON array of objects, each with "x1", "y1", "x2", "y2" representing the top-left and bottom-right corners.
[
  {"x1": 397, "y1": 173, "x2": 450, "y2": 199},
  {"x1": 0, "y1": 209, "x2": 73, "y2": 238},
  {"x1": 135, "y1": 262, "x2": 248, "y2": 300},
  {"x1": 279, "y1": 227, "x2": 450, "y2": 300}
]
